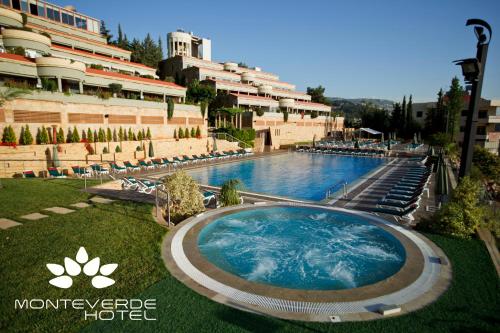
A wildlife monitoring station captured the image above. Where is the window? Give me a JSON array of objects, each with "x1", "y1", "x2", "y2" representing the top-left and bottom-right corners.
[
  {"x1": 478, "y1": 111, "x2": 488, "y2": 118},
  {"x1": 75, "y1": 17, "x2": 87, "y2": 30},
  {"x1": 495, "y1": 124, "x2": 500, "y2": 132},
  {"x1": 461, "y1": 110, "x2": 468, "y2": 116},
  {"x1": 3, "y1": 0, "x2": 11, "y2": 7},
  {"x1": 12, "y1": 0, "x2": 21, "y2": 10},
  {"x1": 460, "y1": 126, "x2": 465, "y2": 132},
  {"x1": 38, "y1": 4, "x2": 45, "y2": 17},
  {"x1": 20, "y1": 0, "x2": 28, "y2": 12},
  {"x1": 61, "y1": 11, "x2": 74, "y2": 26},
  {"x1": 416, "y1": 111, "x2": 423, "y2": 118},
  {"x1": 29, "y1": 2, "x2": 38, "y2": 16},
  {"x1": 476, "y1": 126, "x2": 486, "y2": 135}
]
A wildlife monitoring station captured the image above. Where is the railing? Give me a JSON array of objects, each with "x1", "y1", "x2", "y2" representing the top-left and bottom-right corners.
[
  {"x1": 214, "y1": 132, "x2": 252, "y2": 149},
  {"x1": 325, "y1": 180, "x2": 348, "y2": 199}
]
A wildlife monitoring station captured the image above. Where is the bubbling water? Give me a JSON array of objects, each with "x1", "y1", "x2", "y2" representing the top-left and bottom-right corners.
[{"x1": 198, "y1": 207, "x2": 406, "y2": 290}]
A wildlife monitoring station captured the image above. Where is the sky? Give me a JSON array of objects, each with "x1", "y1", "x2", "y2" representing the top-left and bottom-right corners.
[{"x1": 53, "y1": 0, "x2": 500, "y2": 102}]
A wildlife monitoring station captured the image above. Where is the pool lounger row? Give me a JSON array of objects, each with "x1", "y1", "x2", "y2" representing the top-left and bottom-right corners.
[{"x1": 120, "y1": 176, "x2": 163, "y2": 194}]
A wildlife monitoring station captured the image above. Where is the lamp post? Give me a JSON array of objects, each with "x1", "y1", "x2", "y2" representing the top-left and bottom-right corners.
[{"x1": 454, "y1": 19, "x2": 492, "y2": 179}]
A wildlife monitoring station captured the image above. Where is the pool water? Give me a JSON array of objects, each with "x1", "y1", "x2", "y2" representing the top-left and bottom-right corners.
[
  {"x1": 198, "y1": 206, "x2": 406, "y2": 290},
  {"x1": 188, "y1": 152, "x2": 386, "y2": 201}
]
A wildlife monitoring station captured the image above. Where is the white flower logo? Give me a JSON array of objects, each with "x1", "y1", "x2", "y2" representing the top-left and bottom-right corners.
[{"x1": 46, "y1": 247, "x2": 117, "y2": 289}]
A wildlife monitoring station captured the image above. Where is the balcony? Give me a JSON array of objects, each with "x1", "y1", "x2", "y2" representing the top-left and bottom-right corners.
[
  {"x1": 223, "y1": 62, "x2": 238, "y2": 72},
  {"x1": 488, "y1": 115, "x2": 500, "y2": 123},
  {"x1": 241, "y1": 72, "x2": 256, "y2": 83},
  {"x1": 0, "y1": 7, "x2": 23, "y2": 28},
  {"x1": 258, "y1": 84, "x2": 273, "y2": 94},
  {"x1": 279, "y1": 98, "x2": 295, "y2": 108},
  {"x1": 36, "y1": 57, "x2": 86, "y2": 81},
  {"x1": 2, "y1": 28, "x2": 51, "y2": 54}
]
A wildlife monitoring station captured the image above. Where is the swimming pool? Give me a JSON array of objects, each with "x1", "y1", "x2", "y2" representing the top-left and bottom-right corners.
[
  {"x1": 197, "y1": 206, "x2": 406, "y2": 290},
  {"x1": 188, "y1": 152, "x2": 386, "y2": 201}
]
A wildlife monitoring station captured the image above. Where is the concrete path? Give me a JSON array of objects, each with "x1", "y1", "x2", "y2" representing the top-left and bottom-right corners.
[
  {"x1": 44, "y1": 207, "x2": 75, "y2": 214},
  {"x1": 20, "y1": 213, "x2": 48, "y2": 220},
  {"x1": 0, "y1": 218, "x2": 22, "y2": 229}
]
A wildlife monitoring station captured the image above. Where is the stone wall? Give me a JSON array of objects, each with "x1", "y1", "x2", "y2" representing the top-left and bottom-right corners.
[{"x1": 0, "y1": 138, "x2": 239, "y2": 177}]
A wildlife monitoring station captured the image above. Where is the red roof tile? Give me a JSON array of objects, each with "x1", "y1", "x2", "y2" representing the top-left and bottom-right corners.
[{"x1": 0, "y1": 53, "x2": 35, "y2": 63}]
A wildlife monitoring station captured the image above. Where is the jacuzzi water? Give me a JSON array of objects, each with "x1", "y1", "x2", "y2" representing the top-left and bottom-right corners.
[{"x1": 198, "y1": 206, "x2": 406, "y2": 290}]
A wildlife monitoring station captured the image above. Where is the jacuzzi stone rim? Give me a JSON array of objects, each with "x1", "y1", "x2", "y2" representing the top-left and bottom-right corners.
[
  {"x1": 162, "y1": 202, "x2": 451, "y2": 321},
  {"x1": 186, "y1": 206, "x2": 422, "y2": 301}
]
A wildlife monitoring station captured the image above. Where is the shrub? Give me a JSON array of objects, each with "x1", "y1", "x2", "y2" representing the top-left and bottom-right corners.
[
  {"x1": 148, "y1": 141, "x2": 154, "y2": 157},
  {"x1": 36, "y1": 126, "x2": 49, "y2": 144},
  {"x1": 128, "y1": 128, "x2": 133, "y2": 141},
  {"x1": 98, "y1": 90, "x2": 112, "y2": 100},
  {"x1": 473, "y1": 145, "x2": 500, "y2": 182},
  {"x1": 41, "y1": 78, "x2": 57, "y2": 92},
  {"x1": 190, "y1": 127, "x2": 196, "y2": 138},
  {"x1": 2, "y1": 125, "x2": 16, "y2": 144},
  {"x1": 106, "y1": 128, "x2": 112, "y2": 142},
  {"x1": 20, "y1": 125, "x2": 33, "y2": 145},
  {"x1": 103, "y1": 147, "x2": 109, "y2": 154},
  {"x1": 167, "y1": 98, "x2": 174, "y2": 120},
  {"x1": 140, "y1": 74, "x2": 154, "y2": 79},
  {"x1": 98, "y1": 128, "x2": 105, "y2": 142},
  {"x1": 136, "y1": 145, "x2": 143, "y2": 152},
  {"x1": 310, "y1": 110, "x2": 318, "y2": 119},
  {"x1": 66, "y1": 127, "x2": 72, "y2": 143},
  {"x1": 113, "y1": 128, "x2": 118, "y2": 142},
  {"x1": 419, "y1": 176, "x2": 483, "y2": 238},
  {"x1": 93, "y1": 130, "x2": 98, "y2": 143},
  {"x1": 256, "y1": 108, "x2": 265, "y2": 117},
  {"x1": 195, "y1": 126, "x2": 201, "y2": 138},
  {"x1": 160, "y1": 171, "x2": 205, "y2": 223},
  {"x1": 72, "y1": 126, "x2": 80, "y2": 143},
  {"x1": 137, "y1": 130, "x2": 143, "y2": 141},
  {"x1": 185, "y1": 127, "x2": 190, "y2": 138},
  {"x1": 115, "y1": 145, "x2": 122, "y2": 153},
  {"x1": 200, "y1": 100, "x2": 208, "y2": 118},
  {"x1": 86, "y1": 128, "x2": 93, "y2": 143},
  {"x1": 118, "y1": 127, "x2": 124, "y2": 141},
  {"x1": 215, "y1": 126, "x2": 255, "y2": 147},
  {"x1": 146, "y1": 127, "x2": 152, "y2": 140},
  {"x1": 108, "y1": 83, "x2": 122, "y2": 95},
  {"x1": 219, "y1": 179, "x2": 242, "y2": 206},
  {"x1": 173, "y1": 129, "x2": 177, "y2": 139},
  {"x1": 178, "y1": 127, "x2": 184, "y2": 139},
  {"x1": 90, "y1": 64, "x2": 104, "y2": 70},
  {"x1": 11, "y1": 46, "x2": 26, "y2": 56},
  {"x1": 56, "y1": 128, "x2": 64, "y2": 144}
]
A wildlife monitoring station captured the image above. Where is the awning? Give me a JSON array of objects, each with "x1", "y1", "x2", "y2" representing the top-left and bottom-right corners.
[{"x1": 357, "y1": 128, "x2": 382, "y2": 135}]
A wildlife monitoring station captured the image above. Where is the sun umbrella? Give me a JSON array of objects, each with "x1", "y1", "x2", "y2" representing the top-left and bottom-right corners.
[{"x1": 52, "y1": 145, "x2": 60, "y2": 167}]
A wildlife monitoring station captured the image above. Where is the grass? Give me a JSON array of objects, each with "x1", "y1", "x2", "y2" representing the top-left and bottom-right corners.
[{"x1": 0, "y1": 179, "x2": 499, "y2": 333}]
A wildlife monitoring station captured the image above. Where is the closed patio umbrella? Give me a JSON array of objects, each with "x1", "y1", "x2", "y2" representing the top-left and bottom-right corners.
[{"x1": 53, "y1": 145, "x2": 60, "y2": 168}]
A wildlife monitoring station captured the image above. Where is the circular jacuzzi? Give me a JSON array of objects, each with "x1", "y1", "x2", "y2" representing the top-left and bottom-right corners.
[
  {"x1": 163, "y1": 203, "x2": 451, "y2": 322},
  {"x1": 198, "y1": 206, "x2": 406, "y2": 290}
]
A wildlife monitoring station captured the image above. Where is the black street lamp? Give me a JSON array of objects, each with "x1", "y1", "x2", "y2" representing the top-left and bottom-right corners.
[{"x1": 454, "y1": 19, "x2": 492, "y2": 179}]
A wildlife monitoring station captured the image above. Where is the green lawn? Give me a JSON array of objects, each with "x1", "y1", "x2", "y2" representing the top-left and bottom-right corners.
[{"x1": 0, "y1": 179, "x2": 499, "y2": 333}]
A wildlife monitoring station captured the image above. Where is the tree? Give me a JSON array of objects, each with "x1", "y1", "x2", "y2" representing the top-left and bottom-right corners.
[
  {"x1": 406, "y1": 94, "x2": 413, "y2": 132},
  {"x1": 178, "y1": 127, "x2": 184, "y2": 139},
  {"x1": 117, "y1": 24, "x2": 124, "y2": 47},
  {"x1": 425, "y1": 89, "x2": 447, "y2": 137},
  {"x1": 306, "y1": 86, "x2": 330, "y2": 105},
  {"x1": 390, "y1": 102, "x2": 403, "y2": 133},
  {"x1": 129, "y1": 38, "x2": 144, "y2": 63},
  {"x1": 401, "y1": 95, "x2": 407, "y2": 133},
  {"x1": 72, "y1": 126, "x2": 80, "y2": 143},
  {"x1": 190, "y1": 127, "x2": 195, "y2": 138},
  {"x1": 310, "y1": 110, "x2": 318, "y2": 119},
  {"x1": 98, "y1": 128, "x2": 105, "y2": 142},
  {"x1": 128, "y1": 128, "x2": 133, "y2": 141},
  {"x1": 66, "y1": 127, "x2": 72, "y2": 143},
  {"x1": 219, "y1": 179, "x2": 242, "y2": 206},
  {"x1": 22, "y1": 125, "x2": 33, "y2": 145},
  {"x1": 141, "y1": 33, "x2": 162, "y2": 68},
  {"x1": 56, "y1": 128, "x2": 64, "y2": 144},
  {"x1": 200, "y1": 100, "x2": 208, "y2": 118},
  {"x1": 146, "y1": 127, "x2": 152, "y2": 140},
  {"x1": 118, "y1": 127, "x2": 124, "y2": 141},
  {"x1": 39, "y1": 126, "x2": 49, "y2": 144},
  {"x1": 173, "y1": 129, "x2": 177, "y2": 139},
  {"x1": 185, "y1": 127, "x2": 190, "y2": 138},
  {"x1": 87, "y1": 128, "x2": 93, "y2": 143},
  {"x1": 93, "y1": 130, "x2": 98, "y2": 143},
  {"x1": 137, "y1": 130, "x2": 143, "y2": 141},
  {"x1": 106, "y1": 128, "x2": 112, "y2": 142},
  {"x1": 195, "y1": 126, "x2": 201, "y2": 138},
  {"x1": 283, "y1": 109, "x2": 288, "y2": 122},
  {"x1": 2, "y1": 125, "x2": 16, "y2": 144},
  {"x1": 159, "y1": 171, "x2": 205, "y2": 223},
  {"x1": 113, "y1": 128, "x2": 118, "y2": 142},
  {"x1": 148, "y1": 140, "x2": 154, "y2": 157},
  {"x1": 473, "y1": 145, "x2": 500, "y2": 182},
  {"x1": 445, "y1": 77, "x2": 465, "y2": 141},
  {"x1": 100, "y1": 21, "x2": 113, "y2": 44},
  {"x1": 167, "y1": 98, "x2": 174, "y2": 120},
  {"x1": 361, "y1": 106, "x2": 390, "y2": 133},
  {"x1": 237, "y1": 62, "x2": 248, "y2": 68},
  {"x1": 186, "y1": 80, "x2": 216, "y2": 104}
]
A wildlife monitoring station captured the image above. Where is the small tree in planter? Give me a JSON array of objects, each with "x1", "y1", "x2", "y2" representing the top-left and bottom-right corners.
[
  {"x1": 146, "y1": 127, "x2": 152, "y2": 140},
  {"x1": 185, "y1": 127, "x2": 190, "y2": 139},
  {"x1": 219, "y1": 179, "x2": 242, "y2": 206},
  {"x1": 103, "y1": 147, "x2": 109, "y2": 154},
  {"x1": 93, "y1": 130, "x2": 98, "y2": 143},
  {"x1": 113, "y1": 128, "x2": 118, "y2": 142},
  {"x1": 106, "y1": 128, "x2": 112, "y2": 142},
  {"x1": 72, "y1": 126, "x2": 80, "y2": 143},
  {"x1": 56, "y1": 128, "x2": 64, "y2": 144},
  {"x1": 108, "y1": 83, "x2": 122, "y2": 98},
  {"x1": 148, "y1": 141, "x2": 154, "y2": 157},
  {"x1": 195, "y1": 126, "x2": 201, "y2": 138},
  {"x1": 310, "y1": 110, "x2": 318, "y2": 119},
  {"x1": 47, "y1": 130, "x2": 53, "y2": 144},
  {"x1": 283, "y1": 109, "x2": 289, "y2": 123},
  {"x1": 190, "y1": 127, "x2": 196, "y2": 138},
  {"x1": 173, "y1": 129, "x2": 178, "y2": 140},
  {"x1": 118, "y1": 127, "x2": 124, "y2": 141},
  {"x1": 87, "y1": 128, "x2": 93, "y2": 143},
  {"x1": 98, "y1": 128, "x2": 105, "y2": 142},
  {"x1": 39, "y1": 126, "x2": 49, "y2": 144},
  {"x1": 137, "y1": 130, "x2": 143, "y2": 141},
  {"x1": 115, "y1": 145, "x2": 122, "y2": 153},
  {"x1": 167, "y1": 98, "x2": 174, "y2": 120},
  {"x1": 66, "y1": 127, "x2": 72, "y2": 143},
  {"x1": 2, "y1": 125, "x2": 16, "y2": 144},
  {"x1": 22, "y1": 125, "x2": 33, "y2": 145},
  {"x1": 256, "y1": 108, "x2": 265, "y2": 117},
  {"x1": 132, "y1": 132, "x2": 137, "y2": 141},
  {"x1": 178, "y1": 127, "x2": 184, "y2": 139},
  {"x1": 128, "y1": 128, "x2": 133, "y2": 141}
]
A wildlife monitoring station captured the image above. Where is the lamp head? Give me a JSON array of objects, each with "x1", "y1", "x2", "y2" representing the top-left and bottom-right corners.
[{"x1": 453, "y1": 58, "x2": 480, "y2": 83}]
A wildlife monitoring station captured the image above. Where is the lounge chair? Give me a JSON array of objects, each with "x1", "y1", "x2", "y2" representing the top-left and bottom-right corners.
[
  {"x1": 121, "y1": 176, "x2": 138, "y2": 190},
  {"x1": 173, "y1": 156, "x2": 187, "y2": 165},
  {"x1": 110, "y1": 162, "x2": 127, "y2": 174},
  {"x1": 48, "y1": 167, "x2": 67, "y2": 178},
  {"x1": 378, "y1": 196, "x2": 420, "y2": 209},
  {"x1": 138, "y1": 159, "x2": 155, "y2": 170},
  {"x1": 373, "y1": 204, "x2": 418, "y2": 217},
  {"x1": 136, "y1": 179, "x2": 163, "y2": 194},
  {"x1": 182, "y1": 155, "x2": 196, "y2": 164},
  {"x1": 203, "y1": 191, "x2": 217, "y2": 207},
  {"x1": 124, "y1": 161, "x2": 140, "y2": 172},
  {"x1": 152, "y1": 159, "x2": 168, "y2": 168},
  {"x1": 71, "y1": 166, "x2": 92, "y2": 178},
  {"x1": 23, "y1": 170, "x2": 36, "y2": 178},
  {"x1": 91, "y1": 164, "x2": 110, "y2": 175}
]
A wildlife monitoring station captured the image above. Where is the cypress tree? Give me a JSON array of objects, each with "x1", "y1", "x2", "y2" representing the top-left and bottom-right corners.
[
  {"x1": 113, "y1": 128, "x2": 118, "y2": 142},
  {"x1": 406, "y1": 94, "x2": 413, "y2": 132},
  {"x1": 24, "y1": 125, "x2": 33, "y2": 145},
  {"x1": 106, "y1": 128, "x2": 112, "y2": 142},
  {"x1": 401, "y1": 96, "x2": 407, "y2": 136},
  {"x1": 66, "y1": 127, "x2": 72, "y2": 143},
  {"x1": 47, "y1": 129, "x2": 53, "y2": 144},
  {"x1": 178, "y1": 127, "x2": 184, "y2": 139},
  {"x1": 128, "y1": 128, "x2": 133, "y2": 141},
  {"x1": 132, "y1": 132, "x2": 137, "y2": 141},
  {"x1": 98, "y1": 128, "x2": 105, "y2": 142},
  {"x1": 87, "y1": 128, "x2": 93, "y2": 143},
  {"x1": 118, "y1": 127, "x2": 124, "y2": 141},
  {"x1": 138, "y1": 130, "x2": 143, "y2": 141},
  {"x1": 146, "y1": 127, "x2": 151, "y2": 140},
  {"x1": 185, "y1": 127, "x2": 190, "y2": 138},
  {"x1": 173, "y1": 129, "x2": 177, "y2": 139},
  {"x1": 190, "y1": 127, "x2": 195, "y2": 138},
  {"x1": 196, "y1": 126, "x2": 201, "y2": 138},
  {"x1": 445, "y1": 77, "x2": 465, "y2": 141},
  {"x1": 72, "y1": 126, "x2": 80, "y2": 143},
  {"x1": 167, "y1": 98, "x2": 174, "y2": 119},
  {"x1": 41, "y1": 126, "x2": 49, "y2": 144},
  {"x1": 93, "y1": 130, "x2": 98, "y2": 143},
  {"x1": 81, "y1": 129, "x2": 87, "y2": 141},
  {"x1": 57, "y1": 128, "x2": 64, "y2": 144},
  {"x1": 19, "y1": 126, "x2": 25, "y2": 145}
]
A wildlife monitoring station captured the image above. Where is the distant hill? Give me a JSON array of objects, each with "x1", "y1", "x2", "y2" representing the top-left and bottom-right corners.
[{"x1": 328, "y1": 97, "x2": 394, "y2": 111}]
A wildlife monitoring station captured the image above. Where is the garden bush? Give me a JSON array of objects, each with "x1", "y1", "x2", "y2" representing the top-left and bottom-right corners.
[
  {"x1": 160, "y1": 171, "x2": 204, "y2": 223},
  {"x1": 219, "y1": 179, "x2": 242, "y2": 206}
]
